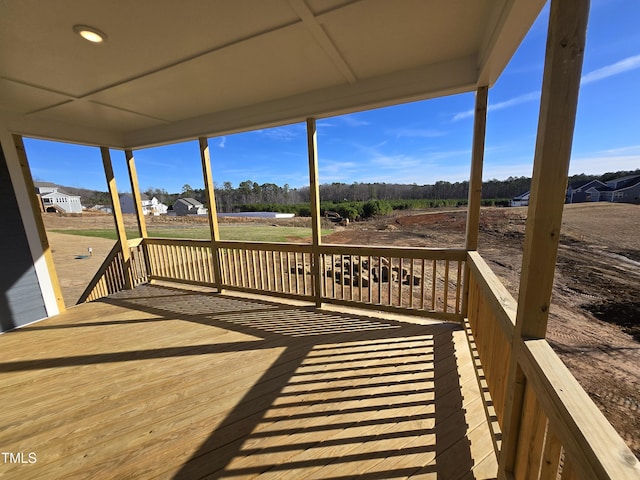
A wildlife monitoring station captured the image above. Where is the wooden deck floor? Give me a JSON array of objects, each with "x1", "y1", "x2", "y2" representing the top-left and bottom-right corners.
[{"x1": 0, "y1": 284, "x2": 497, "y2": 479}]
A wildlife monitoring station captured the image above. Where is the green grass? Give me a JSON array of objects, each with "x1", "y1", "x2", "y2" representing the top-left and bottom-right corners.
[{"x1": 51, "y1": 226, "x2": 331, "y2": 243}]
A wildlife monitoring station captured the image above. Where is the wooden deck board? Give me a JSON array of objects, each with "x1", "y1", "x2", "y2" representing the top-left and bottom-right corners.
[{"x1": 0, "y1": 284, "x2": 497, "y2": 480}]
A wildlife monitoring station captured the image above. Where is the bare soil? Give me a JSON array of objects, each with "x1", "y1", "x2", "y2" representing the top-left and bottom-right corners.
[
  {"x1": 324, "y1": 203, "x2": 640, "y2": 457},
  {"x1": 43, "y1": 203, "x2": 640, "y2": 456}
]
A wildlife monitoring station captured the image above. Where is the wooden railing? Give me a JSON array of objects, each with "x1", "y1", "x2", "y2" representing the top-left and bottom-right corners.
[
  {"x1": 77, "y1": 239, "x2": 148, "y2": 303},
  {"x1": 145, "y1": 238, "x2": 215, "y2": 287},
  {"x1": 106, "y1": 238, "x2": 465, "y2": 320},
  {"x1": 466, "y1": 251, "x2": 639, "y2": 479},
  {"x1": 319, "y1": 244, "x2": 465, "y2": 320},
  {"x1": 77, "y1": 238, "x2": 640, "y2": 478},
  {"x1": 218, "y1": 241, "x2": 315, "y2": 299}
]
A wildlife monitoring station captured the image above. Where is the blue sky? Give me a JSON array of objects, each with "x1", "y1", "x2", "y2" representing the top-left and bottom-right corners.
[{"x1": 25, "y1": 0, "x2": 640, "y2": 194}]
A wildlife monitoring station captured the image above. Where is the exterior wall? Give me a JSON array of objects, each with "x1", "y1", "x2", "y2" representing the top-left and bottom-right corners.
[
  {"x1": 173, "y1": 199, "x2": 205, "y2": 216},
  {"x1": 0, "y1": 143, "x2": 48, "y2": 331},
  {"x1": 566, "y1": 180, "x2": 606, "y2": 203},
  {"x1": 172, "y1": 202, "x2": 191, "y2": 216},
  {"x1": 612, "y1": 182, "x2": 640, "y2": 203},
  {"x1": 119, "y1": 194, "x2": 136, "y2": 214},
  {"x1": 41, "y1": 192, "x2": 82, "y2": 213}
]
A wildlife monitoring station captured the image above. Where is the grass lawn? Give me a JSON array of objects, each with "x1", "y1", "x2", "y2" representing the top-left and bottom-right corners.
[{"x1": 51, "y1": 225, "x2": 331, "y2": 243}]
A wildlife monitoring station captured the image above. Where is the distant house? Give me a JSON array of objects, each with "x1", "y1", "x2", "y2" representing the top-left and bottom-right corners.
[
  {"x1": 35, "y1": 182, "x2": 82, "y2": 213},
  {"x1": 566, "y1": 175, "x2": 640, "y2": 204},
  {"x1": 172, "y1": 198, "x2": 207, "y2": 216},
  {"x1": 510, "y1": 191, "x2": 530, "y2": 207},
  {"x1": 565, "y1": 179, "x2": 607, "y2": 203},
  {"x1": 119, "y1": 193, "x2": 168, "y2": 216},
  {"x1": 605, "y1": 174, "x2": 640, "y2": 203}
]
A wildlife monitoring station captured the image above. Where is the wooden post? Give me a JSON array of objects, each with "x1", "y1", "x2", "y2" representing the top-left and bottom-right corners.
[
  {"x1": 199, "y1": 137, "x2": 224, "y2": 292},
  {"x1": 100, "y1": 146, "x2": 132, "y2": 290},
  {"x1": 12, "y1": 134, "x2": 66, "y2": 312},
  {"x1": 462, "y1": 85, "x2": 488, "y2": 316},
  {"x1": 125, "y1": 150, "x2": 148, "y2": 238},
  {"x1": 465, "y1": 86, "x2": 488, "y2": 252},
  {"x1": 125, "y1": 149, "x2": 152, "y2": 279},
  {"x1": 498, "y1": 0, "x2": 589, "y2": 477},
  {"x1": 306, "y1": 118, "x2": 323, "y2": 308}
]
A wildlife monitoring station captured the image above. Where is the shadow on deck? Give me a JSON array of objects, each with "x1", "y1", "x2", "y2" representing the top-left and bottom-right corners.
[{"x1": 0, "y1": 284, "x2": 496, "y2": 479}]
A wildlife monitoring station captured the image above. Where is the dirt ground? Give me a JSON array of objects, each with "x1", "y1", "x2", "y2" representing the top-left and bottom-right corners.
[{"x1": 44, "y1": 203, "x2": 640, "y2": 457}]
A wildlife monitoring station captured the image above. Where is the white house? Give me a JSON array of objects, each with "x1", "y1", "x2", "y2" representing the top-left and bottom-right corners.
[
  {"x1": 119, "y1": 193, "x2": 168, "y2": 216},
  {"x1": 510, "y1": 191, "x2": 530, "y2": 207},
  {"x1": 35, "y1": 182, "x2": 82, "y2": 213}
]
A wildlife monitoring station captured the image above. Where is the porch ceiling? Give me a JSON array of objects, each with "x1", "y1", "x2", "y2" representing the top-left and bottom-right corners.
[{"x1": 0, "y1": 0, "x2": 545, "y2": 149}]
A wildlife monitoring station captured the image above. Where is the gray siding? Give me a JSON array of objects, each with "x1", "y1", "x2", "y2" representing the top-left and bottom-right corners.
[
  {"x1": 0, "y1": 143, "x2": 47, "y2": 332},
  {"x1": 614, "y1": 183, "x2": 640, "y2": 203}
]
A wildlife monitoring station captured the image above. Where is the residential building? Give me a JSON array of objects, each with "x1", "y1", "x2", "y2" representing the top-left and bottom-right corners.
[
  {"x1": 119, "y1": 192, "x2": 168, "y2": 216},
  {"x1": 510, "y1": 191, "x2": 530, "y2": 207},
  {"x1": 35, "y1": 181, "x2": 82, "y2": 213},
  {"x1": 172, "y1": 197, "x2": 207, "y2": 216},
  {"x1": 566, "y1": 175, "x2": 640, "y2": 204}
]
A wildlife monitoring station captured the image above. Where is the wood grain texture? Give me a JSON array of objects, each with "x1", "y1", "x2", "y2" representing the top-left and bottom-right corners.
[{"x1": 0, "y1": 284, "x2": 496, "y2": 480}]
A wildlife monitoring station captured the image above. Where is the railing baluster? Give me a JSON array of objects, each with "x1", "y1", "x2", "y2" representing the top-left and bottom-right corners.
[
  {"x1": 431, "y1": 260, "x2": 437, "y2": 311},
  {"x1": 409, "y1": 258, "x2": 414, "y2": 308},
  {"x1": 398, "y1": 257, "x2": 403, "y2": 307},
  {"x1": 302, "y1": 253, "x2": 308, "y2": 295},
  {"x1": 387, "y1": 257, "x2": 392, "y2": 306},
  {"x1": 455, "y1": 260, "x2": 462, "y2": 314},
  {"x1": 349, "y1": 254, "x2": 353, "y2": 301},
  {"x1": 444, "y1": 259, "x2": 450, "y2": 313}
]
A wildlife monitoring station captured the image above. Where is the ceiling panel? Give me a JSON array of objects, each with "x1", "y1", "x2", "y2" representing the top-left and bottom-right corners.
[
  {"x1": 0, "y1": 0, "x2": 299, "y2": 97},
  {"x1": 0, "y1": 79, "x2": 71, "y2": 115},
  {"x1": 318, "y1": 0, "x2": 490, "y2": 79},
  {"x1": 0, "y1": 0, "x2": 546, "y2": 148},
  {"x1": 30, "y1": 101, "x2": 168, "y2": 132},
  {"x1": 89, "y1": 24, "x2": 347, "y2": 122}
]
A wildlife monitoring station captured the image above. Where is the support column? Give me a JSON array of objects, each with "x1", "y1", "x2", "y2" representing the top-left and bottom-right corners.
[
  {"x1": 199, "y1": 137, "x2": 224, "y2": 292},
  {"x1": 125, "y1": 149, "x2": 151, "y2": 279},
  {"x1": 498, "y1": 0, "x2": 589, "y2": 477},
  {"x1": 462, "y1": 86, "x2": 488, "y2": 316},
  {"x1": 100, "y1": 146, "x2": 132, "y2": 290},
  {"x1": 11, "y1": 134, "x2": 66, "y2": 313},
  {"x1": 464, "y1": 86, "x2": 489, "y2": 251},
  {"x1": 306, "y1": 118, "x2": 323, "y2": 308},
  {"x1": 125, "y1": 150, "x2": 148, "y2": 238}
]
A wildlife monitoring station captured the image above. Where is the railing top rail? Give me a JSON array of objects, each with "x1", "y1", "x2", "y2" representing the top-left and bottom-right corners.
[
  {"x1": 521, "y1": 339, "x2": 640, "y2": 479},
  {"x1": 143, "y1": 237, "x2": 212, "y2": 246},
  {"x1": 216, "y1": 240, "x2": 313, "y2": 252},
  {"x1": 320, "y1": 244, "x2": 467, "y2": 260},
  {"x1": 467, "y1": 251, "x2": 516, "y2": 342}
]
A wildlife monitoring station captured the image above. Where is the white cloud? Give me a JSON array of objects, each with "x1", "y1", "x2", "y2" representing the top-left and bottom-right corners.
[
  {"x1": 387, "y1": 128, "x2": 446, "y2": 138},
  {"x1": 581, "y1": 54, "x2": 640, "y2": 85},
  {"x1": 217, "y1": 137, "x2": 226, "y2": 148},
  {"x1": 341, "y1": 115, "x2": 370, "y2": 127},
  {"x1": 569, "y1": 153, "x2": 640, "y2": 175},
  {"x1": 452, "y1": 91, "x2": 540, "y2": 121}
]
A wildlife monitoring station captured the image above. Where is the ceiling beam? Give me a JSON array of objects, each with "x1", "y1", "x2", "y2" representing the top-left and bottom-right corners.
[{"x1": 288, "y1": 0, "x2": 357, "y2": 84}]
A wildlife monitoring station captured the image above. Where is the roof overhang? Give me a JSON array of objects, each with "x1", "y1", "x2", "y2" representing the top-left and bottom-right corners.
[{"x1": 0, "y1": 0, "x2": 546, "y2": 149}]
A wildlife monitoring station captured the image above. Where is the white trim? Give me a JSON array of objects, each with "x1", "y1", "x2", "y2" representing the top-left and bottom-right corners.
[{"x1": 0, "y1": 128, "x2": 60, "y2": 317}]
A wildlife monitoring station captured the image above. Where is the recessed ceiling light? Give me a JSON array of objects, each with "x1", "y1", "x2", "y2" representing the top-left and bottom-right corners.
[{"x1": 73, "y1": 25, "x2": 108, "y2": 43}]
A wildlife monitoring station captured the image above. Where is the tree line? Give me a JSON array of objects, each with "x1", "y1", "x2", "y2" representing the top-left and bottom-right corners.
[{"x1": 58, "y1": 168, "x2": 639, "y2": 220}]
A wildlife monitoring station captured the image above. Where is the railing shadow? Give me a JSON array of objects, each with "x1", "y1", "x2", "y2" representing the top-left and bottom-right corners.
[
  {"x1": 1, "y1": 284, "x2": 483, "y2": 478},
  {"x1": 96, "y1": 285, "x2": 476, "y2": 479}
]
